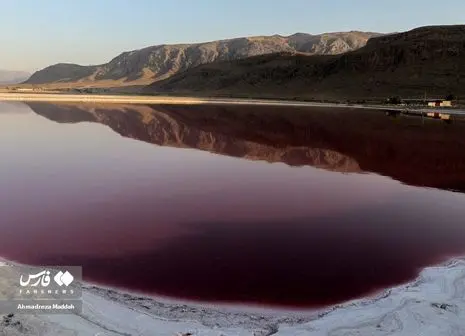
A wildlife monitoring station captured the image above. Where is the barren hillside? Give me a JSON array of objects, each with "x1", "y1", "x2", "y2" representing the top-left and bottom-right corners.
[
  {"x1": 146, "y1": 25, "x2": 465, "y2": 100},
  {"x1": 24, "y1": 32, "x2": 379, "y2": 87}
]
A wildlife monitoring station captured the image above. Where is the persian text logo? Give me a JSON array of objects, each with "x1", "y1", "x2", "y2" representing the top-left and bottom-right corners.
[
  {"x1": 12, "y1": 266, "x2": 81, "y2": 299},
  {"x1": 20, "y1": 270, "x2": 74, "y2": 288},
  {"x1": 20, "y1": 270, "x2": 52, "y2": 287}
]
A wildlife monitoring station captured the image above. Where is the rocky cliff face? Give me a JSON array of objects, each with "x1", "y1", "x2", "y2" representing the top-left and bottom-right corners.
[
  {"x1": 146, "y1": 25, "x2": 465, "y2": 99},
  {"x1": 24, "y1": 32, "x2": 379, "y2": 86},
  {"x1": 333, "y1": 25, "x2": 465, "y2": 73}
]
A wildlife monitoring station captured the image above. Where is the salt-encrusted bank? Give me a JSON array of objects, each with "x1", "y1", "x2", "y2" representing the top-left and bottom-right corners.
[{"x1": 0, "y1": 257, "x2": 464, "y2": 335}]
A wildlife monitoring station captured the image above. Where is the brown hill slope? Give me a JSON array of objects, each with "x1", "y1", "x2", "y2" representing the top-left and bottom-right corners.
[
  {"x1": 145, "y1": 25, "x2": 465, "y2": 100},
  {"x1": 24, "y1": 32, "x2": 379, "y2": 87},
  {"x1": 22, "y1": 64, "x2": 98, "y2": 84}
]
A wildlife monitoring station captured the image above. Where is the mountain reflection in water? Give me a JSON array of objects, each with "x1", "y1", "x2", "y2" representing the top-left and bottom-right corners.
[
  {"x1": 0, "y1": 101, "x2": 465, "y2": 309},
  {"x1": 27, "y1": 102, "x2": 465, "y2": 191}
]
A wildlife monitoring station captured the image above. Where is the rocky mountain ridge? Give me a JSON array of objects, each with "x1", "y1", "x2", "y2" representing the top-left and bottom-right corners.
[
  {"x1": 146, "y1": 25, "x2": 465, "y2": 99},
  {"x1": 24, "y1": 31, "x2": 380, "y2": 86}
]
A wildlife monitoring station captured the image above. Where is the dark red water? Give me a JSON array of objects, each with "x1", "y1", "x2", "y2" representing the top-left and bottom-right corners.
[{"x1": 2, "y1": 101, "x2": 465, "y2": 309}]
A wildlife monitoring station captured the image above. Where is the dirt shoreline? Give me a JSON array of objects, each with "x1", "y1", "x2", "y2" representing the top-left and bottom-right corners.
[
  {"x1": 0, "y1": 92, "x2": 397, "y2": 109},
  {"x1": 2, "y1": 94, "x2": 465, "y2": 119}
]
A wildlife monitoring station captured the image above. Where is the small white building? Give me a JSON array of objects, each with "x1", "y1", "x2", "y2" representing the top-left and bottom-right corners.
[{"x1": 427, "y1": 100, "x2": 452, "y2": 107}]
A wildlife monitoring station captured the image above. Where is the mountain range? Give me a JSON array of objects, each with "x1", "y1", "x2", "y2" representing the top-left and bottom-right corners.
[
  {"x1": 23, "y1": 31, "x2": 379, "y2": 86},
  {"x1": 17, "y1": 25, "x2": 465, "y2": 100},
  {"x1": 146, "y1": 25, "x2": 465, "y2": 99},
  {"x1": 0, "y1": 70, "x2": 30, "y2": 84}
]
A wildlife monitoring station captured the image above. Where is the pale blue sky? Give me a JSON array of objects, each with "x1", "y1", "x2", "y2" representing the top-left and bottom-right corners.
[{"x1": 1, "y1": 0, "x2": 463, "y2": 72}]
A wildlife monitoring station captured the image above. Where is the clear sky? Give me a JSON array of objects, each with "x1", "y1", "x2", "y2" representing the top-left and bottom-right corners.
[{"x1": 1, "y1": 0, "x2": 463, "y2": 72}]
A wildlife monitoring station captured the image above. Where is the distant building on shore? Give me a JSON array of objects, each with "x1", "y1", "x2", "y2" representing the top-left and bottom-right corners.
[
  {"x1": 427, "y1": 100, "x2": 452, "y2": 107},
  {"x1": 400, "y1": 98, "x2": 453, "y2": 107}
]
